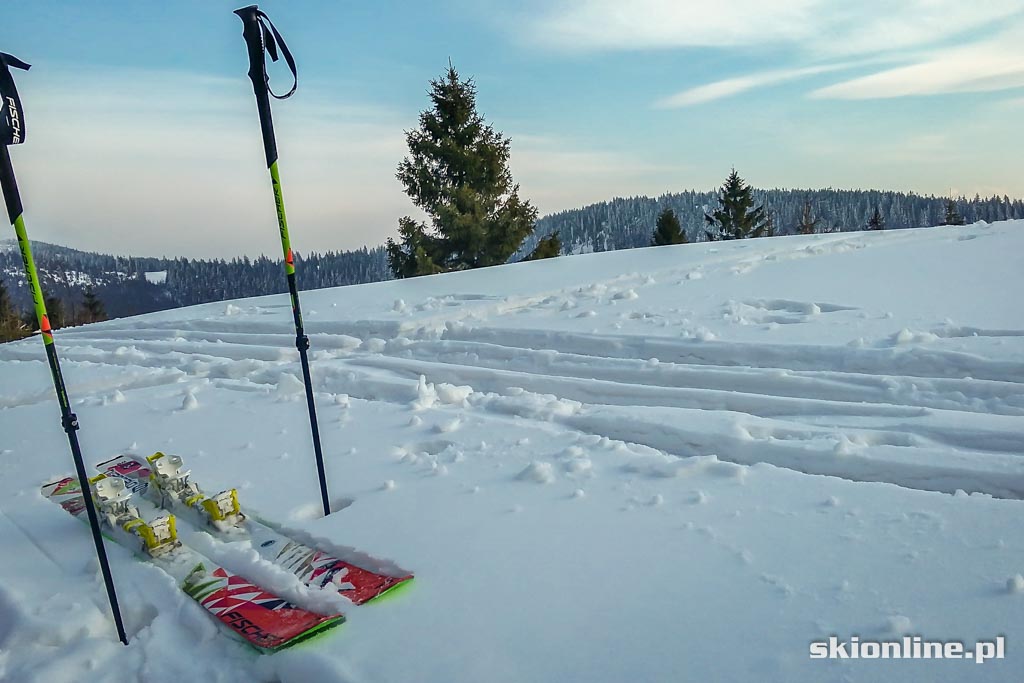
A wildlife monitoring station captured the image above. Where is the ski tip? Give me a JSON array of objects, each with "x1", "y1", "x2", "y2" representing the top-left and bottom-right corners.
[
  {"x1": 361, "y1": 575, "x2": 415, "y2": 605},
  {"x1": 259, "y1": 614, "x2": 346, "y2": 654},
  {"x1": 41, "y1": 476, "x2": 79, "y2": 499}
]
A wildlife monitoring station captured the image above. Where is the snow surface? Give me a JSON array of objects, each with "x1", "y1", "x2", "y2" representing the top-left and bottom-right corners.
[
  {"x1": 144, "y1": 271, "x2": 168, "y2": 285},
  {"x1": 1, "y1": 221, "x2": 1023, "y2": 682}
]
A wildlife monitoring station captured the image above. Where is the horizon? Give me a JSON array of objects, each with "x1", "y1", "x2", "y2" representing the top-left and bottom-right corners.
[
  {"x1": 2, "y1": 185, "x2": 1017, "y2": 261},
  {"x1": 3, "y1": 1, "x2": 1023, "y2": 258}
]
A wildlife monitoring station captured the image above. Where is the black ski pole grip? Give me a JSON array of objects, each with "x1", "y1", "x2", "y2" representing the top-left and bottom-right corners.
[
  {"x1": 234, "y1": 5, "x2": 277, "y2": 167},
  {"x1": 234, "y1": 6, "x2": 265, "y2": 94},
  {"x1": 0, "y1": 52, "x2": 31, "y2": 154}
]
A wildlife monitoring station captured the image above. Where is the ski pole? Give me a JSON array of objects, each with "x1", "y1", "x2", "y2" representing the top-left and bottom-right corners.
[
  {"x1": 0, "y1": 53, "x2": 129, "y2": 646},
  {"x1": 233, "y1": 6, "x2": 331, "y2": 516}
]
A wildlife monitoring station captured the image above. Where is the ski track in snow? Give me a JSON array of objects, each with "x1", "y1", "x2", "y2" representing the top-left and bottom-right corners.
[
  {"x1": 2, "y1": 222, "x2": 1024, "y2": 682},
  {"x1": 14, "y1": 241, "x2": 1022, "y2": 499}
]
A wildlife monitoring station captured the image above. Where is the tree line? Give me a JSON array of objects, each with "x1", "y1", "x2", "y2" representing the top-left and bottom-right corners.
[
  {"x1": 522, "y1": 185, "x2": 1020, "y2": 257},
  {"x1": 647, "y1": 171, "x2": 983, "y2": 247},
  {"x1": 0, "y1": 241, "x2": 392, "y2": 339},
  {"x1": 160, "y1": 248, "x2": 390, "y2": 307}
]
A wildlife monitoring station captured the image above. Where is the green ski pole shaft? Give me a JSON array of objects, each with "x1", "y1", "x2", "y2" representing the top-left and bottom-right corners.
[
  {"x1": 234, "y1": 6, "x2": 331, "y2": 516},
  {"x1": 0, "y1": 143, "x2": 129, "y2": 646}
]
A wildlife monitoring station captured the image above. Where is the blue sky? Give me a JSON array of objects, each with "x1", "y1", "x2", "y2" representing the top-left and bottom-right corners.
[{"x1": 4, "y1": 1, "x2": 1024, "y2": 258}]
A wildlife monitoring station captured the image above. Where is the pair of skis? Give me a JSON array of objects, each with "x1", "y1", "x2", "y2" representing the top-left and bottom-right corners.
[{"x1": 42, "y1": 453, "x2": 412, "y2": 653}]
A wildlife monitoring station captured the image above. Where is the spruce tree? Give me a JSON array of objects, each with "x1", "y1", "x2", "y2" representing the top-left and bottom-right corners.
[
  {"x1": 704, "y1": 169, "x2": 769, "y2": 240},
  {"x1": 0, "y1": 278, "x2": 12, "y2": 321},
  {"x1": 81, "y1": 287, "x2": 107, "y2": 324},
  {"x1": 45, "y1": 296, "x2": 65, "y2": 329},
  {"x1": 652, "y1": 208, "x2": 686, "y2": 246},
  {"x1": 867, "y1": 206, "x2": 885, "y2": 230},
  {"x1": 763, "y1": 208, "x2": 776, "y2": 237},
  {"x1": 388, "y1": 65, "x2": 538, "y2": 277},
  {"x1": 797, "y1": 200, "x2": 820, "y2": 235},
  {"x1": 942, "y1": 199, "x2": 965, "y2": 226},
  {"x1": 0, "y1": 279, "x2": 22, "y2": 342},
  {"x1": 525, "y1": 232, "x2": 562, "y2": 261},
  {"x1": 763, "y1": 195, "x2": 777, "y2": 237}
]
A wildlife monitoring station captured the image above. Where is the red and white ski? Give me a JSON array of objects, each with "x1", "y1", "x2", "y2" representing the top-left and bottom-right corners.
[
  {"x1": 42, "y1": 475, "x2": 343, "y2": 652},
  {"x1": 97, "y1": 453, "x2": 413, "y2": 605}
]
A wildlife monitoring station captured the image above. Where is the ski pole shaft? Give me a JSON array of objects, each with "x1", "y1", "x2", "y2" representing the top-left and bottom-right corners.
[
  {"x1": 234, "y1": 6, "x2": 331, "y2": 516},
  {"x1": 0, "y1": 143, "x2": 129, "y2": 646}
]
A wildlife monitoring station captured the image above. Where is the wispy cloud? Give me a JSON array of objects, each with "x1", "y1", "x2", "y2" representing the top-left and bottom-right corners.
[
  {"x1": 656, "y1": 62, "x2": 862, "y2": 108},
  {"x1": 527, "y1": 0, "x2": 1024, "y2": 105},
  {"x1": 991, "y1": 96, "x2": 1024, "y2": 111},
  {"x1": 528, "y1": 1, "x2": 1023, "y2": 56},
  {"x1": 528, "y1": 0, "x2": 812, "y2": 51},
  {"x1": 811, "y1": 26, "x2": 1024, "y2": 99}
]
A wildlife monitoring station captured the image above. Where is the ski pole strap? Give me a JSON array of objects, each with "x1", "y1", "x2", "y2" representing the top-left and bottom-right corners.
[
  {"x1": 253, "y1": 9, "x2": 297, "y2": 100},
  {"x1": 0, "y1": 53, "x2": 31, "y2": 146}
]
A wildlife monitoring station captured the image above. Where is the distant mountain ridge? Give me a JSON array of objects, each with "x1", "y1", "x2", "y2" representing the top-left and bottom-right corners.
[{"x1": 0, "y1": 238, "x2": 391, "y2": 319}]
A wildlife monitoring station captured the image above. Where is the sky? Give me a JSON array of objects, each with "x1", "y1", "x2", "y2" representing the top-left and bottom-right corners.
[{"x1": 3, "y1": 0, "x2": 1023, "y2": 259}]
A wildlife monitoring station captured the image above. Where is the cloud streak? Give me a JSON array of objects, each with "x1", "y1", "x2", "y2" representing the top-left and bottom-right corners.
[
  {"x1": 811, "y1": 26, "x2": 1024, "y2": 99},
  {"x1": 656, "y1": 63, "x2": 860, "y2": 108},
  {"x1": 528, "y1": 0, "x2": 1024, "y2": 105},
  {"x1": 528, "y1": 0, "x2": 1024, "y2": 58},
  {"x1": 529, "y1": 0, "x2": 811, "y2": 51}
]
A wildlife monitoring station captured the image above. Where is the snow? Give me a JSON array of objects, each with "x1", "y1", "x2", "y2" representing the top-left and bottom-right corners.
[
  {"x1": 144, "y1": 270, "x2": 167, "y2": 285},
  {"x1": 1, "y1": 221, "x2": 1023, "y2": 681}
]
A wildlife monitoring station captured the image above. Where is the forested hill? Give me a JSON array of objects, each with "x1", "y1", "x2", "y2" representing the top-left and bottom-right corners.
[
  {"x1": 0, "y1": 239, "x2": 391, "y2": 319},
  {"x1": 3, "y1": 188, "x2": 1022, "y2": 323},
  {"x1": 520, "y1": 189, "x2": 1024, "y2": 256}
]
